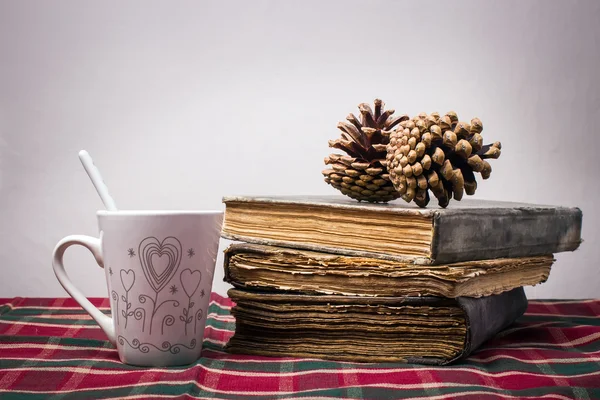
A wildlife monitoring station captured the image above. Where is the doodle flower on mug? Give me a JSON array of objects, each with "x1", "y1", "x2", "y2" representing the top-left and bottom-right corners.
[
  {"x1": 120, "y1": 269, "x2": 135, "y2": 328},
  {"x1": 137, "y1": 236, "x2": 182, "y2": 334},
  {"x1": 180, "y1": 269, "x2": 202, "y2": 335}
]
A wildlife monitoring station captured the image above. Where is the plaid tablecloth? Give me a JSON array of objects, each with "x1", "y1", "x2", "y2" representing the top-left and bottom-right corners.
[{"x1": 0, "y1": 294, "x2": 599, "y2": 399}]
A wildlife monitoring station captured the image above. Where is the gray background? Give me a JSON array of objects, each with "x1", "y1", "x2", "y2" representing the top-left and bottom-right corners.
[{"x1": 1, "y1": 0, "x2": 598, "y2": 298}]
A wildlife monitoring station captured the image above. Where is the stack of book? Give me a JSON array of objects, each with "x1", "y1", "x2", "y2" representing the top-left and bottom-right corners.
[{"x1": 220, "y1": 196, "x2": 582, "y2": 364}]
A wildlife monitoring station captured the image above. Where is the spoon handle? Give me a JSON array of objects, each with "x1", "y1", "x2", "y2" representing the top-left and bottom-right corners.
[{"x1": 78, "y1": 150, "x2": 118, "y2": 211}]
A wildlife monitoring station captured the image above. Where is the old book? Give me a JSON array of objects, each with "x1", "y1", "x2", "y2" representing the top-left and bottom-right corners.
[
  {"x1": 223, "y1": 243, "x2": 553, "y2": 298},
  {"x1": 221, "y1": 195, "x2": 582, "y2": 264},
  {"x1": 225, "y1": 287, "x2": 528, "y2": 365}
]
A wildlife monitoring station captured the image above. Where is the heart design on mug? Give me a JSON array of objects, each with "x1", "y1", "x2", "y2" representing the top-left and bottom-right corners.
[
  {"x1": 138, "y1": 237, "x2": 182, "y2": 293},
  {"x1": 180, "y1": 269, "x2": 202, "y2": 298},
  {"x1": 120, "y1": 269, "x2": 135, "y2": 292},
  {"x1": 151, "y1": 254, "x2": 170, "y2": 276}
]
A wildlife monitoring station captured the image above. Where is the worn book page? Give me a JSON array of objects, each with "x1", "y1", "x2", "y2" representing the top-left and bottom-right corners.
[{"x1": 225, "y1": 244, "x2": 553, "y2": 297}]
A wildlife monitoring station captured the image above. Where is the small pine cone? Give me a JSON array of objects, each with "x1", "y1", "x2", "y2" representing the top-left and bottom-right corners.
[
  {"x1": 323, "y1": 99, "x2": 407, "y2": 203},
  {"x1": 323, "y1": 155, "x2": 400, "y2": 203},
  {"x1": 386, "y1": 113, "x2": 501, "y2": 208}
]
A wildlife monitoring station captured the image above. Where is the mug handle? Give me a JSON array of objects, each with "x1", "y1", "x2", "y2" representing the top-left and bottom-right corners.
[{"x1": 52, "y1": 234, "x2": 116, "y2": 344}]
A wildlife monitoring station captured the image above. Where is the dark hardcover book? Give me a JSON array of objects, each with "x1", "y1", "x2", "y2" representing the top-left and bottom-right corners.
[
  {"x1": 223, "y1": 243, "x2": 553, "y2": 298},
  {"x1": 225, "y1": 287, "x2": 528, "y2": 365},
  {"x1": 221, "y1": 195, "x2": 582, "y2": 264}
]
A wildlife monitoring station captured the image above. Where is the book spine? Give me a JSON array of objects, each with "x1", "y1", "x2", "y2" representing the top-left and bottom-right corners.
[
  {"x1": 431, "y1": 207, "x2": 582, "y2": 263},
  {"x1": 457, "y1": 287, "x2": 528, "y2": 359},
  {"x1": 405, "y1": 287, "x2": 528, "y2": 365}
]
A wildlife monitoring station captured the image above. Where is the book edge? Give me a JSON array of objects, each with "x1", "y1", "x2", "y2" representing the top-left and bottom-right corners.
[
  {"x1": 222, "y1": 196, "x2": 438, "y2": 217},
  {"x1": 222, "y1": 195, "x2": 581, "y2": 213},
  {"x1": 221, "y1": 232, "x2": 434, "y2": 265},
  {"x1": 222, "y1": 243, "x2": 552, "y2": 298}
]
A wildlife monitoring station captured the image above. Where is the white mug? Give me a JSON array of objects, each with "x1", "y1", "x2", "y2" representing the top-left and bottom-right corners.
[{"x1": 52, "y1": 210, "x2": 223, "y2": 366}]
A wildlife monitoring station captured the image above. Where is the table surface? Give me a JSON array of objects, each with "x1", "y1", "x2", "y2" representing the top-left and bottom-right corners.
[{"x1": 0, "y1": 294, "x2": 599, "y2": 400}]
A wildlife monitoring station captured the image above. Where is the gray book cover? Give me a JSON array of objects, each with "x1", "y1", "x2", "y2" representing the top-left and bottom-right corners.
[{"x1": 222, "y1": 195, "x2": 582, "y2": 264}]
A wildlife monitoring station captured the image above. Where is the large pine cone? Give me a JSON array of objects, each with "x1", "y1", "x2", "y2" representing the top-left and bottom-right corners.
[
  {"x1": 323, "y1": 99, "x2": 408, "y2": 203},
  {"x1": 386, "y1": 112, "x2": 501, "y2": 208}
]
